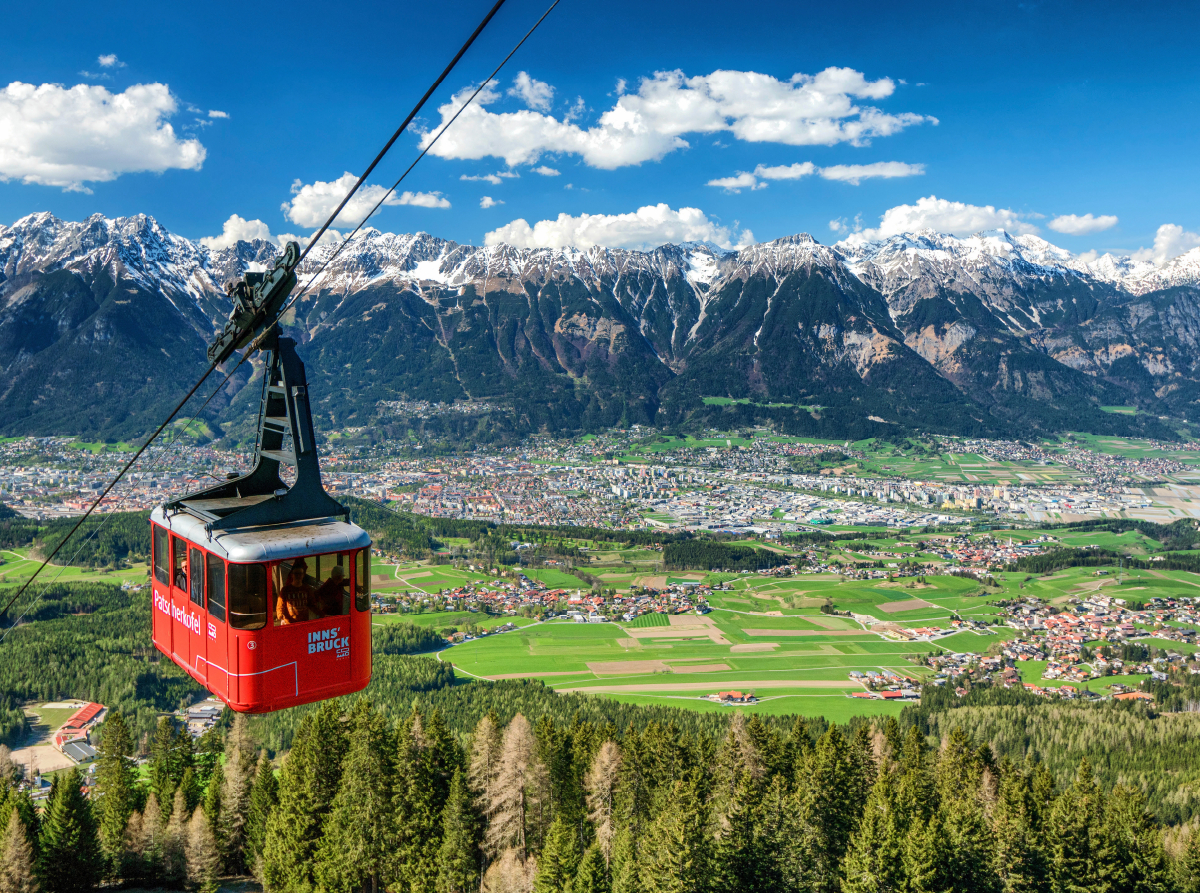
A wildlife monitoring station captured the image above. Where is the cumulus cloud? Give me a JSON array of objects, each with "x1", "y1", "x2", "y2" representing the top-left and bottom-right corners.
[
  {"x1": 708, "y1": 160, "x2": 919, "y2": 192},
  {"x1": 462, "y1": 173, "x2": 502, "y2": 185},
  {"x1": 508, "y1": 72, "x2": 555, "y2": 112},
  {"x1": 533, "y1": 165, "x2": 560, "y2": 176},
  {"x1": 1131, "y1": 224, "x2": 1200, "y2": 265},
  {"x1": 0, "y1": 81, "x2": 205, "y2": 191},
  {"x1": 199, "y1": 214, "x2": 278, "y2": 250},
  {"x1": 98, "y1": 54, "x2": 125, "y2": 68},
  {"x1": 484, "y1": 203, "x2": 754, "y2": 251},
  {"x1": 423, "y1": 67, "x2": 934, "y2": 170},
  {"x1": 207, "y1": 109, "x2": 229, "y2": 119},
  {"x1": 282, "y1": 172, "x2": 450, "y2": 227},
  {"x1": 480, "y1": 196, "x2": 503, "y2": 208},
  {"x1": 1047, "y1": 213, "x2": 1118, "y2": 235},
  {"x1": 838, "y1": 195, "x2": 1038, "y2": 246}
]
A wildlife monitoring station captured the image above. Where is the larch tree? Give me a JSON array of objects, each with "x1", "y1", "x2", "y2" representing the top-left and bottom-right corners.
[
  {"x1": 161, "y1": 787, "x2": 188, "y2": 887},
  {"x1": 185, "y1": 807, "x2": 220, "y2": 893},
  {"x1": 488, "y1": 714, "x2": 548, "y2": 863},
  {"x1": 1176, "y1": 823, "x2": 1200, "y2": 893},
  {"x1": 583, "y1": 741, "x2": 621, "y2": 864},
  {"x1": 0, "y1": 806, "x2": 39, "y2": 893},
  {"x1": 93, "y1": 709, "x2": 136, "y2": 878},
  {"x1": 37, "y1": 769, "x2": 99, "y2": 893}
]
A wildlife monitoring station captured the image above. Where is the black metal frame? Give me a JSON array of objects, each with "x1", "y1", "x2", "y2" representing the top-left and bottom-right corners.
[{"x1": 167, "y1": 332, "x2": 347, "y2": 532}]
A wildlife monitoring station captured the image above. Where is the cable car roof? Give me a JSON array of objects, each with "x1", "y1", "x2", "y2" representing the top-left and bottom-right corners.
[{"x1": 152, "y1": 507, "x2": 370, "y2": 563}]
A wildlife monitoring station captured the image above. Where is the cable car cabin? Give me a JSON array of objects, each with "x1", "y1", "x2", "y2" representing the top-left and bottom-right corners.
[
  {"x1": 150, "y1": 509, "x2": 372, "y2": 713},
  {"x1": 149, "y1": 324, "x2": 374, "y2": 714}
]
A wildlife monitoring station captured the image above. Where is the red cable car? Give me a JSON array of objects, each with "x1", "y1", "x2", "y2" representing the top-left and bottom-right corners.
[{"x1": 150, "y1": 245, "x2": 373, "y2": 713}]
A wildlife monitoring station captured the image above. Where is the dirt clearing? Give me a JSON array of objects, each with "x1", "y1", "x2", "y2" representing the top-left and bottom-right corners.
[
  {"x1": 878, "y1": 598, "x2": 935, "y2": 614},
  {"x1": 587, "y1": 660, "x2": 671, "y2": 675},
  {"x1": 730, "y1": 643, "x2": 779, "y2": 652},
  {"x1": 671, "y1": 663, "x2": 731, "y2": 674}
]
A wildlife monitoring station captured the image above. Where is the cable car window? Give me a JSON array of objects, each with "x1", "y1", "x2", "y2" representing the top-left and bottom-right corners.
[
  {"x1": 273, "y1": 558, "x2": 317, "y2": 626},
  {"x1": 228, "y1": 563, "x2": 268, "y2": 630},
  {"x1": 189, "y1": 548, "x2": 205, "y2": 607},
  {"x1": 172, "y1": 536, "x2": 188, "y2": 590},
  {"x1": 355, "y1": 548, "x2": 370, "y2": 612},
  {"x1": 153, "y1": 526, "x2": 169, "y2": 585},
  {"x1": 312, "y1": 553, "x2": 351, "y2": 619},
  {"x1": 207, "y1": 554, "x2": 226, "y2": 624}
]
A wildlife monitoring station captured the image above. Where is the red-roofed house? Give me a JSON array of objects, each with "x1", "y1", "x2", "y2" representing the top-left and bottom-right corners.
[{"x1": 54, "y1": 702, "x2": 106, "y2": 751}]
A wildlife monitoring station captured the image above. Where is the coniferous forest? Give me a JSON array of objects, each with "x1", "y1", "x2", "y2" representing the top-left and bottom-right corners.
[{"x1": 3, "y1": 699, "x2": 1200, "y2": 893}]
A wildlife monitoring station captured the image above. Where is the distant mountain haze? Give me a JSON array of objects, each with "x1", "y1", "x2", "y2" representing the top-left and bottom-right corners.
[{"x1": 2, "y1": 212, "x2": 1198, "y2": 442}]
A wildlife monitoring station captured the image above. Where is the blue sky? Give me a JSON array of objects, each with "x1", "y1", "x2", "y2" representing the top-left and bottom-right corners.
[{"x1": 1, "y1": 0, "x2": 1198, "y2": 260}]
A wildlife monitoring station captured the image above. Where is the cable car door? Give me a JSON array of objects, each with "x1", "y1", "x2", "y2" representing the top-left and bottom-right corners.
[{"x1": 204, "y1": 554, "x2": 229, "y2": 701}]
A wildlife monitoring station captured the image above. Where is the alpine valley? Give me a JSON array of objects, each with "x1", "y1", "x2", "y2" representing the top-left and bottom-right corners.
[{"x1": 2, "y1": 211, "x2": 1199, "y2": 443}]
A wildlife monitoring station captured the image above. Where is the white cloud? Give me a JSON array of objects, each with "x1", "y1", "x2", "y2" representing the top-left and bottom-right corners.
[
  {"x1": 461, "y1": 173, "x2": 502, "y2": 185},
  {"x1": 1131, "y1": 224, "x2": 1200, "y2": 265},
  {"x1": 480, "y1": 196, "x2": 503, "y2": 209},
  {"x1": 707, "y1": 171, "x2": 765, "y2": 193},
  {"x1": 755, "y1": 161, "x2": 817, "y2": 181},
  {"x1": 423, "y1": 67, "x2": 934, "y2": 170},
  {"x1": 199, "y1": 214, "x2": 278, "y2": 250},
  {"x1": 0, "y1": 81, "x2": 205, "y2": 191},
  {"x1": 1047, "y1": 213, "x2": 1118, "y2": 235},
  {"x1": 707, "y1": 160, "x2": 919, "y2": 192},
  {"x1": 508, "y1": 72, "x2": 555, "y2": 112},
  {"x1": 281, "y1": 172, "x2": 450, "y2": 227},
  {"x1": 816, "y1": 161, "x2": 924, "y2": 184},
  {"x1": 839, "y1": 195, "x2": 1038, "y2": 246},
  {"x1": 533, "y1": 165, "x2": 560, "y2": 176},
  {"x1": 98, "y1": 54, "x2": 125, "y2": 68},
  {"x1": 484, "y1": 203, "x2": 754, "y2": 251},
  {"x1": 829, "y1": 219, "x2": 847, "y2": 233},
  {"x1": 207, "y1": 109, "x2": 229, "y2": 119}
]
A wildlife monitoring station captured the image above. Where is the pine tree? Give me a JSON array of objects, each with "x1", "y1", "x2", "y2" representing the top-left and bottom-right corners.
[
  {"x1": 902, "y1": 809, "x2": 950, "y2": 893},
  {"x1": 185, "y1": 808, "x2": 220, "y2": 893},
  {"x1": 714, "y1": 772, "x2": 762, "y2": 893},
  {"x1": 533, "y1": 816, "x2": 581, "y2": 893},
  {"x1": 221, "y1": 714, "x2": 256, "y2": 874},
  {"x1": 795, "y1": 725, "x2": 862, "y2": 893},
  {"x1": 939, "y1": 793, "x2": 997, "y2": 893},
  {"x1": 314, "y1": 701, "x2": 396, "y2": 893},
  {"x1": 93, "y1": 709, "x2": 136, "y2": 878},
  {"x1": 148, "y1": 717, "x2": 192, "y2": 810},
  {"x1": 37, "y1": 769, "x2": 99, "y2": 893},
  {"x1": 0, "y1": 806, "x2": 39, "y2": 893},
  {"x1": 841, "y1": 770, "x2": 904, "y2": 893},
  {"x1": 1048, "y1": 759, "x2": 1110, "y2": 893},
  {"x1": 1176, "y1": 823, "x2": 1200, "y2": 893},
  {"x1": 1103, "y1": 786, "x2": 1170, "y2": 893},
  {"x1": 245, "y1": 752, "x2": 279, "y2": 867},
  {"x1": 573, "y1": 844, "x2": 609, "y2": 893},
  {"x1": 992, "y1": 767, "x2": 1049, "y2": 893},
  {"x1": 262, "y1": 702, "x2": 349, "y2": 892},
  {"x1": 437, "y1": 768, "x2": 480, "y2": 893},
  {"x1": 202, "y1": 761, "x2": 225, "y2": 872},
  {"x1": 641, "y1": 777, "x2": 708, "y2": 893},
  {"x1": 609, "y1": 824, "x2": 640, "y2": 893}
]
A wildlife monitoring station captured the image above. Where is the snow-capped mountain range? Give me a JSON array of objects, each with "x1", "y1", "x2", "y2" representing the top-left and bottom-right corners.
[{"x1": 2, "y1": 211, "x2": 1198, "y2": 441}]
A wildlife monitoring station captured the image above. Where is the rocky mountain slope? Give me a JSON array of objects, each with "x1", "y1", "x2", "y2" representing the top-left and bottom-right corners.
[{"x1": 1, "y1": 212, "x2": 1196, "y2": 441}]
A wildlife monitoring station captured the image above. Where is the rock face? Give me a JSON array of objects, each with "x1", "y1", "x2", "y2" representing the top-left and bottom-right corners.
[{"x1": 1, "y1": 212, "x2": 1197, "y2": 440}]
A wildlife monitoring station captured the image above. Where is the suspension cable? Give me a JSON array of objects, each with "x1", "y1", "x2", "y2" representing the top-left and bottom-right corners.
[{"x1": 0, "y1": 0, "x2": 538, "y2": 631}]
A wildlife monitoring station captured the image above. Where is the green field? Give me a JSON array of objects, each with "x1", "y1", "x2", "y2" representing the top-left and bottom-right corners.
[{"x1": 0, "y1": 548, "x2": 149, "y2": 587}]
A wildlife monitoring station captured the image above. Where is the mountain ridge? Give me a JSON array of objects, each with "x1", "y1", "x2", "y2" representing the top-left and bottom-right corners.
[{"x1": 1, "y1": 212, "x2": 1196, "y2": 442}]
